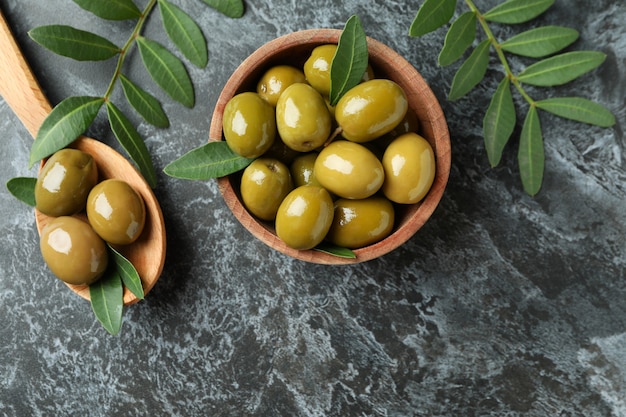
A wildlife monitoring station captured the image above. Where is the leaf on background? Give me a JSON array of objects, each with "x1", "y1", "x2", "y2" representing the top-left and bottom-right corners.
[
  {"x1": 409, "y1": 0, "x2": 457, "y2": 37},
  {"x1": 120, "y1": 74, "x2": 170, "y2": 128},
  {"x1": 200, "y1": 0, "x2": 245, "y2": 18},
  {"x1": 448, "y1": 39, "x2": 491, "y2": 101},
  {"x1": 30, "y1": 96, "x2": 105, "y2": 167},
  {"x1": 136, "y1": 37, "x2": 195, "y2": 108},
  {"x1": 90, "y1": 267, "x2": 124, "y2": 335},
  {"x1": 438, "y1": 11, "x2": 477, "y2": 66},
  {"x1": 517, "y1": 51, "x2": 606, "y2": 87},
  {"x1": 329, "y1": 15, "x2": 369, "y2": 106},
  {"x1": 164, "y1": 141, "x2": 254, "y2": 180},
  {"x1": 518, "y1": 106, "x2": 544, "y2": 196},
  {"x1": 106, "y1": 101, "x2": 157, "y2": 188},
  {"x1": 484, "y1": 0, "x2": 555, "y2": 24},
  {"x1": 28, "y1": 25, "x2": 120, "y2": 61},
  {"x1": 108, "y1": 245, "x2": 144, "y2": 300},
  {"x1": 314, "y1": 243, "x2": 357, "y2": 259},
  {"x1": 501, "y1": 26, "x2": 579, "y2": 58},
  {"x1": 483, "y1": 77, "x2": 516, "y2": 167},
  {"x1": 536, "y1": 97, "x2": 616, "y2": 127},
  {"x1": 6, "y1": 177, "x2": 37, "y2": 207},
  {"x1": 72, "y1": 0, "x2": 142, "y2": 20},
  {"x1": 159, "y1": 0, "x2": 208, "y2": 68}
]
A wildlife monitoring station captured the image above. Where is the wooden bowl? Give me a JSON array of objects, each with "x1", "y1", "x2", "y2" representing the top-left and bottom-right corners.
[{"x1": 210, "y1": 29, "x2": 451, "y2": 264}]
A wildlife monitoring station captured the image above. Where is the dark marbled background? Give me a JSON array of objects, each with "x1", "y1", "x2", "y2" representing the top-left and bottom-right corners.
[{"x1": 1, "y1": 0, "x2": 625, "y2": 416}]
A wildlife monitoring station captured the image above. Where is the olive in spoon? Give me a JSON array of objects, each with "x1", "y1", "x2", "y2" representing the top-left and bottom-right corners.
[{"x1": 0, "y1": 10, "x2": 166, "y2": 305}]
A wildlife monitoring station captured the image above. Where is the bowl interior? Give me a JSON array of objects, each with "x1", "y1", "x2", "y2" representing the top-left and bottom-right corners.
[{"x1": 211, "y1": 29, "x2": 450, "y2": 264}]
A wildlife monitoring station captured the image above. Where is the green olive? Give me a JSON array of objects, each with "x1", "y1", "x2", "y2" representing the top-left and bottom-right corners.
[
  {"x1": 256, "y1": 65, "x2": 306, "y2": 107},
  {"x1": 40, "y1": 216, "x2": 108, "y2": 285},
  {"x1": 314, "y1": 140, "x2": 384, "y2": 199},
  {"x1": 303, "y1": 44, "x2": 337, "y2": 96},
  {"x1": 86, "y1": 179, "x2": 146, "y2": 245},
  {"x1": 276, "y1": 83, "x2": 331, "y2": 152},
  {"x1": 335, "y1": 79, "x2": 408, "y2": 143},
  {"x1": 275, "y1": 185, "x2": 334, "y2": 250},
  {"x1": 241, "y1": 158, "x2": 293, "y2": 221},
  {"x1": 223, "y1": 92, "x2": 276, "y2": 158},
  {"x1": 290, "y1": 152, "x2": 320, "y2": 187},
  {"x1": 327, "y1": 197, "x2": 395, "y2": 249},
  {"x1": 35, "y1": 148, "x2": 98, "y2": 216},
  {"x1": 382, "y1": 133, "x2": 435, "y2": 204}
]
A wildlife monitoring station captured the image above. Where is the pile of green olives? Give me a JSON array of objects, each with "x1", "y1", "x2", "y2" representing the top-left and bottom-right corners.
[
  {"x1": 223, "y1": 44, "x2": 436, "y2": 251},
  {"x1": 36, "y1": 148, "x2": 146, "y2": 285}
]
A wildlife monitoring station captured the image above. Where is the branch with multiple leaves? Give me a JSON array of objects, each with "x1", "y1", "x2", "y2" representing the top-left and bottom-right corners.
[
  {"x1": 409, "y1": 0, "x2": 616, "y2": 195},
  {"x1": 27, "y1": 0, "x2": 244, "y2": 188}
]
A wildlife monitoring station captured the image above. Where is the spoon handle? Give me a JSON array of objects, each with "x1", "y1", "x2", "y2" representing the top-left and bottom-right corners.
[{"x1": 0, "y1": 9, "x2": 52, "y2": 139}]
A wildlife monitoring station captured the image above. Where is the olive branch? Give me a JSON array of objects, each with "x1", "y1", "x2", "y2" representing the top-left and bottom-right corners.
[{"x1": 409, "y1": 0, "x2": 616, "y2": 195}]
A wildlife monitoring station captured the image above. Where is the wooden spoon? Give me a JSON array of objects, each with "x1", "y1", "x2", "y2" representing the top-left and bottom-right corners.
[{"x1": 0, "y1": 9, "x2": 166, "y2": 305}]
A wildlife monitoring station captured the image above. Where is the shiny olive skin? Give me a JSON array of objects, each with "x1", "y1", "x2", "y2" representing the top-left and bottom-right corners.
[
  {"x1": 275, "y1": 185, "x2": 334, "y2": 250},
  {"x1": 241, "y1": 158, "x2": 293, "y2": 221},
  {"x1": 256, "y1": 65, "x2": 306, "y2": 107},
  {"x1": 276, "y1": 83, "x2": 331, "y2": 152},
  {"x1": 327, "y1": 197, "x2": 395, "y2": 249},
  {"x1": 40, "y1": 216, "x2": 108, "y2": 285},
  {"x1": 86, "y1": 179, "x2": 146, "y2": 245},
  {"x1": 223, "y1": 92, "x2": 276, "y2": 158},
  {"x1": 382, "y1": 133, "x2": 436, "y2": 204},
  {"x1": 335, "y1": 79, "x2": 408, "y2": 143},
  {"x1": 314, "y1": 140, "x2": 384, "y2": 199},
  {"x1": 35, "y1": 148, "x2": 98, "y2": 217},
  {"x1": 303, "y1": 44, "x2": 337, "y2": 96},
  {"x1": 290, "y1": 153, "x2": 320, "y2": 187}
]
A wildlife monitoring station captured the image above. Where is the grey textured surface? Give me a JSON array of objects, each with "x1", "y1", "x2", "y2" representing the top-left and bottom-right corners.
[{"x1": 1, "y1": 0, "x2": 625, "y2": 416}]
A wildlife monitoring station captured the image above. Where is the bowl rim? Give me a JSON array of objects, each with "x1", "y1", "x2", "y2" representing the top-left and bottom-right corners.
[{"x1": 210, "y1": 28, "x2": 451, "y2": 265}]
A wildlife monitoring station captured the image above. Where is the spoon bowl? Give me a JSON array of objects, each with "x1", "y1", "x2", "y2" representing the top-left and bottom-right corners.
[{"x1": 0, "y1": 9, "x2": 165, "y2": 305}]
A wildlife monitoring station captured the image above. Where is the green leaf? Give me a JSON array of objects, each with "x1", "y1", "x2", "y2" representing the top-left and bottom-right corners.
[
  {"x1": 6, "y1": 177, "x2": 37, "y2": 207},
  {"x1": 159, "y1": 0, "x2": 208, "y2": 68},
  {"x1": 72, "y1": 0, "x2": 142, "y2": 20},
  {"x1": 200, "y1": 0, "x2": 244, "y2": 18},
  {"x1": 314, "y1": 243, "x2": 357, "y2": 259},
  {"x1": 28, "y1": 25, "x2": 120, "y2": 61},
  {"x1": 329, "y1": 15, "x2": 369, "y2": 106},
  {"x1": 106, "y1": 101, "x2": 157, "y2": 188},
  {"x1": 438, "y1": 11, "x2": 477, "y2": 66},
  {"x1": 136, "y1": 37, "x2": 195, "y2": 108},
  {"x1": 120, "y1": 74, "x2": 170, "y2": 128},
  {"x1": 501, "y1": 26, "x2": 579, "y2": 58},
  {"x1": 90, "y1": 267, "x2": 124, "y2": 335},
  {"x1": 409, "y1": 0, "x2": 456, "y2": 37},
  {"x1": 30, "y1": 96, "x2": 105, "y2": 167},
  {"x1": 484, "y1": 0, "x2": 555, "y2": 24},
  {"x1": 448, "y1": 39, "x2": 490, "y2": 101},
  {"x1": 517, "y1": 51, "x2": 606, "y2": 87},
  {"x1": 164, "y1": 141, "x2": 254, "y2": 180},
  {"x1": 108, "y1": 245, "x2": 144, "y2": 300},
  {"x1": 483, "y1": 77, "x2": 516, "y2": 167},
  {"x1": 518, "y1": 106, "x2": 544, "y2": 196},
  {"x1": 536, "y1": 97, "x2": 616, "y2": 127}
]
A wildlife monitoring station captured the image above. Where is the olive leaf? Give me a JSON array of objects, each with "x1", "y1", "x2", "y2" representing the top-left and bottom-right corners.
[
  {"x1": 483, "y1": 77, "x2": 516, "y2": 167},
  {"x1": 200, "y1": 0, "x2": 245, "y2": 19},
  {"x1": 314, "y1": 243, "x2": 356, "y2": 259},
  {"x1": 536, "y1": 97, "x2": 616, "y2": 127},
  {"x1": 136, "y1": 36, "x2": 195, "y2": 108},
  {"x1": 329, "y1": 15, "x2": 368, "y2": 106},
  {"x1": 159, "y1": 0, "x2": 208, "y2": 68},
  {"x1": 6, "y1": 177, "x2": 37, "y2": 207},
  {"x1": 119, "y1": 74, "x2": 170, "y2": 128},
  {"x1": 500, "y1": 26, "x2": 579, "y2": 58},
  {"x1": 108, "y1": 245, "x2": 144, "y2": 300},
  {"x1": 438, "y1": 11, "x2": 476, "y2": 66},
  {"x1": 28, "y1": 25, "x2": 120, "y2": 61},
  {"x1": 106, "y1": 101, "x2": 157, "y2": 188},
  {"x1": 517, "y1": 51, "x2": 606, "y2": 86},
  {"x1": 448, "y1": 39, "x2": 490, "y2": 101},
  {"x1": 30, "y1": 96, "x2": 105, "y2": 167},
  {"x1": 483, "y1": 0, "x2": 555, "y2": 24},
  {"x1": 90, "y1": 266, "x2": 124, "y2": 335},
  {"x1": 409, "y1": 0, "x2": 456, "y2": 37},
  {"x1": 72, "y1": 0, "x2": 142, "y2": 21},
  {"x1": 164, "y1": 141, "x2": 254, "y2": 180},
  {"x1": 518, "y1": 106, "x2": 544, "y2": 196}
]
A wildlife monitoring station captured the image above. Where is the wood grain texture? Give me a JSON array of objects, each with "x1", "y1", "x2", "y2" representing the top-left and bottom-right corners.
[
  {"x1": 210, "y1": 29, "x2": 451, "y2": 264},
  {"x1": 0, "y1": 9, "x2": 166, "y2": 305}
]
